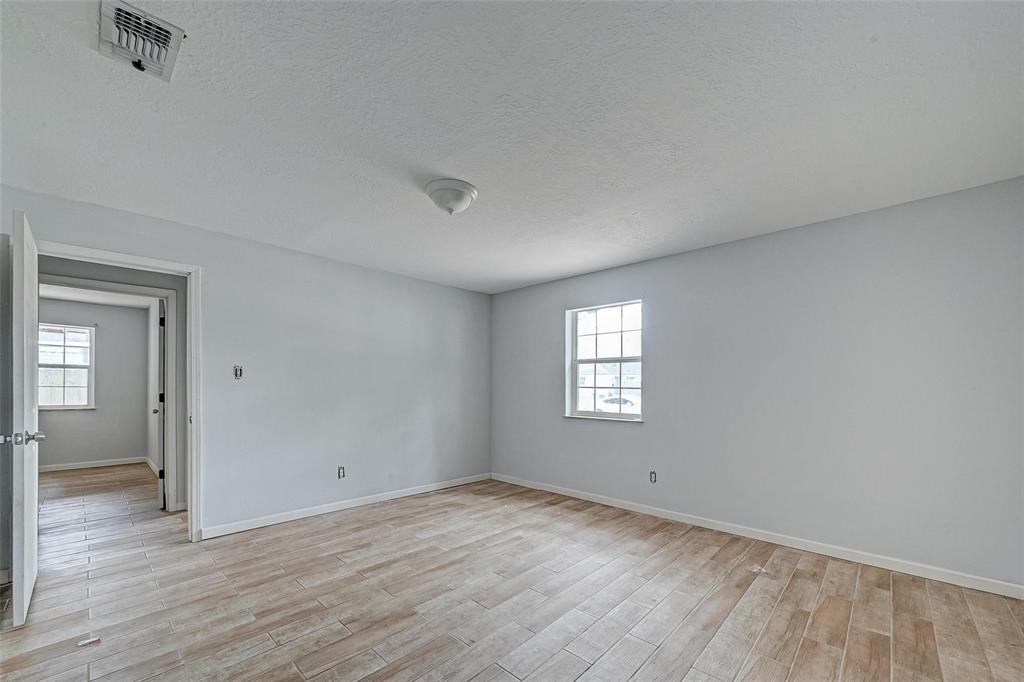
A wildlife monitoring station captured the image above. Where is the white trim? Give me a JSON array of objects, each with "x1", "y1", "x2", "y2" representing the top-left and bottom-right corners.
[
  {"x1": 39, "y1": 457, "x2": 148, "y2": 472},
  {"x1": 39, "y1": 284, "x2": 157, "y2": 309},
  {"x1": 566, "y1": 298, "x2": 643, "y2": 314},
  {"x1": 158, "y1": 292, "x2": 178, "y2": 511},
  {"x1": 145, "y1": 457, "x2": 159, "y2": 477},
  {"x1": 201, "y1": 473, "x2": 491, "y2": 540},
  {"x1": 562, "y1": 414, "x2": 643, "y2": 423},
  {"x1": 39, "y1": 406, "x2": 96, "y2": 411},
  {"x1": 35, "y1": 241, "x2": 202, "y2": 540},
  {"x1": 491, "y1": 473, "x2": 1024, "y2": 599},
  {"x1": 38, "y1": 275, "x2": 179, "y2": 514},
  {"x1": 186, "y1": 268, "x2": 202, "y2": 536},
  {"x1": 36, "y1": 241, "x2": 199, "y2": 276}
]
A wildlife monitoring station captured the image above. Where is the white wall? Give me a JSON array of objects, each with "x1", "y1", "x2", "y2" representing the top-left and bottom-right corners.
[
  {"x1": 2, "y1": 185, "x2": 492, "y2": 531},
  {"x1": 37, "y1": 298, "x2": 148, "y2": 469},
  {"x1": 491, "y1": 178, "x2": 1023, "y2": 587}
]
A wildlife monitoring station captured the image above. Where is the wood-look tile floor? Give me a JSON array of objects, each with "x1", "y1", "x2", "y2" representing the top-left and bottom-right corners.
[{"x1": 1, "y1": 464, "x2": 1021, "y2": 681}]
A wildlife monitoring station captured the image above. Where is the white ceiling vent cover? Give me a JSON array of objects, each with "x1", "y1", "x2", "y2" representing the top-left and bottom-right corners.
[{"x1": 98, "y1": 0, "x2": 184, "y2": 82}]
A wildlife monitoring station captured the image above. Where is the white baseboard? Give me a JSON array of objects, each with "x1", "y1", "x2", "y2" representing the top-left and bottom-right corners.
[
  {"x1": 200, "y1": 473, "x2": 492, "y2": 541},
  {"x1": 39, "y1": 457, "x2": 149, "y2": 472},
  {"x1": 145, "y1": 458, "x2": 159, "y2": 477},
  {"x1": 491, "y1": 473, "x2": 1024, "y2": 599},
  {"x1": 194, "y1": 469, "x2": 1022, "y2": 598}
]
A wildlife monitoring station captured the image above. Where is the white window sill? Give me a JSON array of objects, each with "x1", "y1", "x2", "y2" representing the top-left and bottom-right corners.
[
  {"x1": 40, "y1": 406, "x2": 96, "y2": 411},
  {"x1": 564, "y1": 414, "x2": 643, "y2": 423}
]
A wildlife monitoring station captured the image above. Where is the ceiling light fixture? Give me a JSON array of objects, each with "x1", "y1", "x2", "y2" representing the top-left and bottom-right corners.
[{"x1": 425, "y1": 178, "x2": 478, "y2": 215}]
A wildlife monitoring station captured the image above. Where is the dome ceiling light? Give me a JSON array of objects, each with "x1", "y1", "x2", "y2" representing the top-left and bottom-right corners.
[{"x1": 425, "y1": 178, "x2": 478, "y2": 215}]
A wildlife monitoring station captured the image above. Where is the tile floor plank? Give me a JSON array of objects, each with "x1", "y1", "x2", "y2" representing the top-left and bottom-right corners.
[{"x1": 1, "y1": 464, "x2": 1020, "y2": 682}]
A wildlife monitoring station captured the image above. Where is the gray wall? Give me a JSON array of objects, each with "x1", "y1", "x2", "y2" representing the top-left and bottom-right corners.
[
  {"x1": 37, "y1": 299, "x2": 148, "y2": 469},
  {"x1": 491, "y1": 178, "x2": 1023, "y2": 586},
  {"x1": 1, "y1": 185, "x2": 493, "y2": 531}
]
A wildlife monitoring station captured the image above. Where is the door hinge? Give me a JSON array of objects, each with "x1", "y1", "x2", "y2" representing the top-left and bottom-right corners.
[
  {"x1": 158, "y1": 392, "x2": 165, "y2": 403},
  {"x1": 159, "y1": 316, "x2": 166, "y2": 327},
  {"x1": 158, "y1": 469, "x2": 165, "y2": 479}
]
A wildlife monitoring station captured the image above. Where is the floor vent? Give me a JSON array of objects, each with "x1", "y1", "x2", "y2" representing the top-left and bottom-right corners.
[{"x1": 97, "y1": 0, "x2": 184, "y2": 82}]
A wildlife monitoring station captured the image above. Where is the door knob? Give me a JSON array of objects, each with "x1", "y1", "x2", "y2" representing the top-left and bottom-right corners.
[
  {"x1": 153, "y1": 409, "x2": 160, "y2": 414},
  {"x1": 25, "y1": 432, "x2": 45, "y2": 442}
]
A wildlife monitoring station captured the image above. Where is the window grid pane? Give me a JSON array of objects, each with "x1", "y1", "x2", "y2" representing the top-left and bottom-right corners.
[
  {"x1": 622, "y1": 303, "x2": 642, "y2": 331},
  {"x1": 577, "y1": 388, "x2": 595, "y2": 412},
  {"x1": 596, "y1": 332, "x2": 621, "y2": 359},
  {"x1": 622, "y1": 330, "x2": 641, "y2": 357},
  {"x1": 596, "y1": 388, "x2": 621, "y2": 413},
  {"x1": 577, "y1": 362, "x2": 595, "y2": 387},
  {"x1": 596, "y1": 362, "x2": 619, "y2": 387},
  {"x1": 65, "y1": 368, "x2": 89, "y2": 386},
  {"x1": 64, "y1": 330, "x2": 91, "y2": 347},
  {"x1": 622, "y1": 361, "x2": 641, "y2": 388},
  {"x1": 64, "y1": 347, "x2": 90, "y2": 366},
  {"x1": 39, "y1": 326, "x2": 64, "y2": 345},
  {"x1": 40, "y1": 345, "x2": 64, "y2": 364},
  {"x1": 596, "y1": 306, "x2": 622, "y2": 333},
  {"x1": 39, "y1": 386, "x2": 64, "y2": 406},
  {"x1": 621, "y1": 389, "x2": 641, "y2": 414},
  {"x1": 577, "y1": 310, "x2": 597, "y2": 336},
  {"x1": 65, "y1": 387, "x2": 89, "y2": 406},
  {"x1": 577, "y1": 334, "x2": 596, "y2": 360}
]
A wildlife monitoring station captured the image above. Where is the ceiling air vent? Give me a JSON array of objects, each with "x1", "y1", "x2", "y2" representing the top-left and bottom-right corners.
[{"x1": 97, "y1": 0, "x2": 184, "y2": 82}]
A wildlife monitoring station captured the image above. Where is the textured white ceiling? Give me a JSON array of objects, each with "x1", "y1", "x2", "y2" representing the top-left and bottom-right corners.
[{"x1": 2, "y1": 2, "x2": 1021, "y2": 293}]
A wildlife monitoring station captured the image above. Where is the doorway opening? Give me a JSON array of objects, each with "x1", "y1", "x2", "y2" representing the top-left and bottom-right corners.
[
  {"x1": 1, "y1": 220, "x2": 203, "y2": 629},
  {"x1": 37, "y1": 278, "x2": 178, "y2": 512}
]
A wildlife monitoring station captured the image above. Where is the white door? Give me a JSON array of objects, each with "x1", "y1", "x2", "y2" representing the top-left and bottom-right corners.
[{"x1": 8, "y1": 211, "x2": 40, "y2": 627}]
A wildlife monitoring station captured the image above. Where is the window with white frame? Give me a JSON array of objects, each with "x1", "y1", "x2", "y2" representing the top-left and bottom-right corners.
[
  {"x1": 39, "y1": 324, "x2": 95, "y2": 408},
  {"x1": 567, "y1": 300, "x2": 642, "y2": 420}
]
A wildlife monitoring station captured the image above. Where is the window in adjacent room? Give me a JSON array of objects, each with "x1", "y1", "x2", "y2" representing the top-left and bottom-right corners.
[
  {"x1": 38, "y1": 323, "x2": 95, "y2": 409},
  {"x1": 567, "y1": 300, "x2": 642, "y2": 420}
]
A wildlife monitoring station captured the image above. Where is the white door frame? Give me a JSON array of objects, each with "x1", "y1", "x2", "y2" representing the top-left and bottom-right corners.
[
  {"x1": 34, "y1": 241, "x2": 203, "y2": 542},
  {"x1": 40, "y1": 277, "x2": 178, "y2": 510}
]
